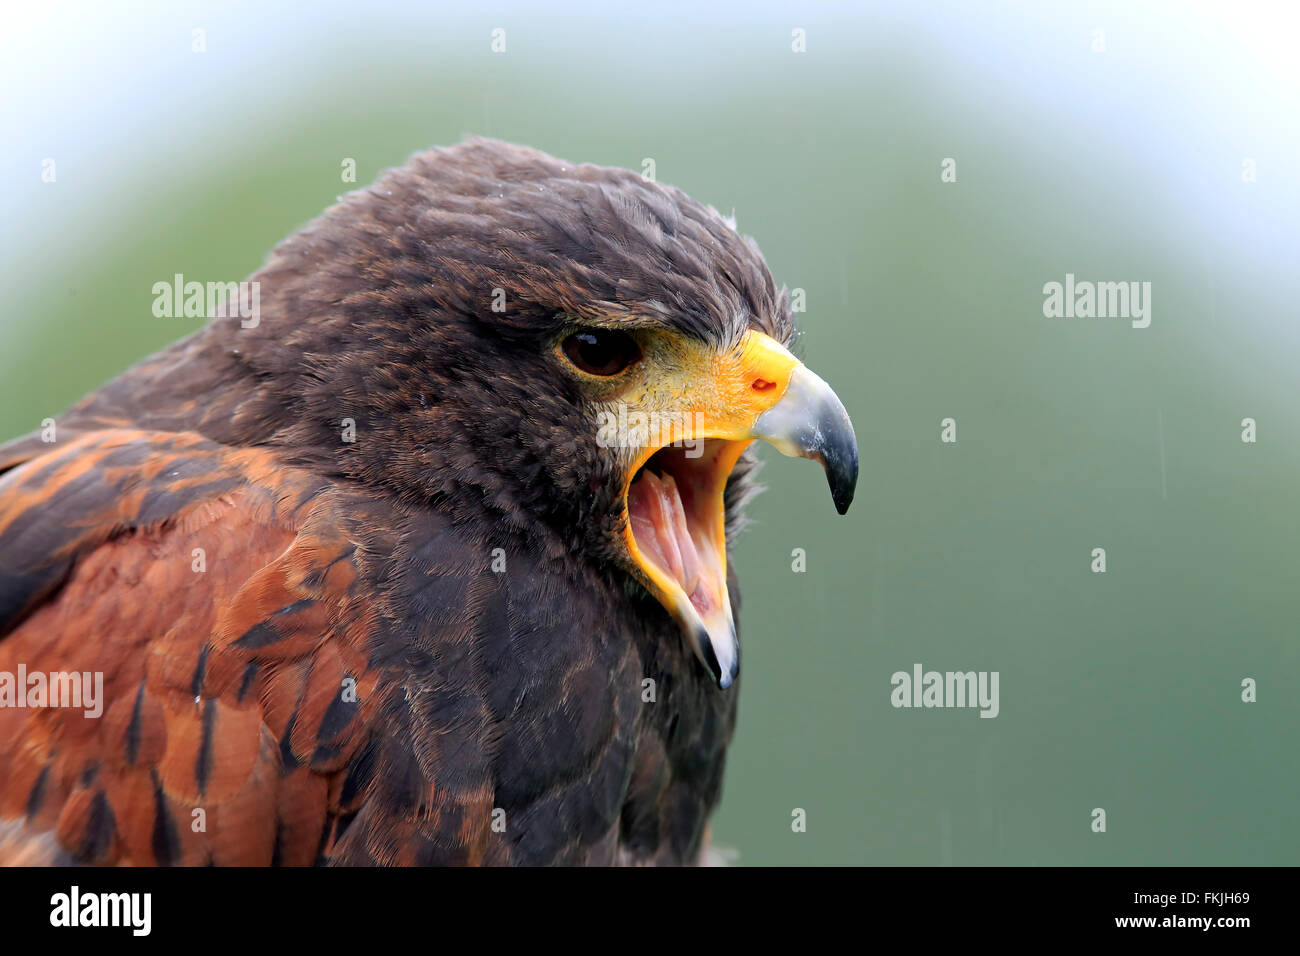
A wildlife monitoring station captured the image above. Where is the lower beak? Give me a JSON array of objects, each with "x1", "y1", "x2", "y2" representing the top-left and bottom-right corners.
[{"x1": 622, "y1": 331, "x2": 858, "y2": 688}]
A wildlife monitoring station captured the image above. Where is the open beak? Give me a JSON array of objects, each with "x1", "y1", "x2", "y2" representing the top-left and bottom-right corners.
[{"x1": 622, "y1": 330, "x2": 858, "y2": 688}]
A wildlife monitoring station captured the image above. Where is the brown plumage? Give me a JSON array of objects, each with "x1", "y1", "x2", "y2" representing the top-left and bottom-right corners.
[{"x1": 0, "y1": 139, "x2": 856, "y2": 865}]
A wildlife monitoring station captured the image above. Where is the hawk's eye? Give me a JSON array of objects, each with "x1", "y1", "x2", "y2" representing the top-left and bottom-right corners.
[{"x1": 561, "y1": 329, "x2": 641, "y2": 377}]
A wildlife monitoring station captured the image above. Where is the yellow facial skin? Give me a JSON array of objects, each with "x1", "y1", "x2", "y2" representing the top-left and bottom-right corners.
[{"x1": 561, "y1": 326, "x2": 858, "y2": 688}]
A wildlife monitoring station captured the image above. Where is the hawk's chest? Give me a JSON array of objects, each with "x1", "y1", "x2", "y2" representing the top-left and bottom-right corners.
[{"x1": 367, "y1": 536, "x2": 737, "y2": 865}]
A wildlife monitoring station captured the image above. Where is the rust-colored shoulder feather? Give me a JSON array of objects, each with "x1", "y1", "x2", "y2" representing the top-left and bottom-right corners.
[{"x1": 0, "y1": 429, "x2": 386, "y2": 865}]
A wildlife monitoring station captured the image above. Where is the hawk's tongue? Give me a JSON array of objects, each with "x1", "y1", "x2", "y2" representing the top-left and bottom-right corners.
[{"x1": 628, "y1": 470, "x2": 703, "y2": 601}]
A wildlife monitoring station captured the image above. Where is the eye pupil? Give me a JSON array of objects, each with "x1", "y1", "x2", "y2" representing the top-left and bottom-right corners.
[{"x1": 563, "y1": 329, "x2": 640, "y2": 376}]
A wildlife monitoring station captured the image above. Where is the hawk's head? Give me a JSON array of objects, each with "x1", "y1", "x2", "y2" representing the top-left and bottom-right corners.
[{"x1": 223, "y1": 138, "x2": 857, "y2": 688}]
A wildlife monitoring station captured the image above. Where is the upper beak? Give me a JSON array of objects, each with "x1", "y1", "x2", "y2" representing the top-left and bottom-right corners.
[
  {"x1": 752, "y1": 362, "x2": 859, "y2": 515},
  {"x1": 621, "y1": 330, "x2": 858, "y2": 689}
]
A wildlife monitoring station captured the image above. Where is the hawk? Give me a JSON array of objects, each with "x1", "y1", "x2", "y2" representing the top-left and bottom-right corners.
[{"x1": 0, "y1": 139, "x2": 856, "y2": 865}]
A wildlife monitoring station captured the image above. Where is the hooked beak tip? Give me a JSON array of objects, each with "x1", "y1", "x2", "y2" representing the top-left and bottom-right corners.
[{"x1": 824, "y1": 432, "x2": 859, "y2": 515}]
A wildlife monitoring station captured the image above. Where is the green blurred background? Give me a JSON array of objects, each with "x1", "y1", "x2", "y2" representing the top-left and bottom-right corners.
[{"x1": 4, "y1": 1, "x2": 1296, "y2": 864}]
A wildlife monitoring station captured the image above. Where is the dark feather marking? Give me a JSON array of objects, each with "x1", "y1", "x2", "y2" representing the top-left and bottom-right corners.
[
  {"x1": 125, "y1": 681, "x2": 145, "y2": 765},
  {"x1": 195, "y1": 698, "x2": 216, "y2": 795},
  {"x1": 308, "y1": 743, "x2": 340, "y2": 767},
  {"x1": 190, "y1": 642, "x2": 210, "y2": 698},
  {"x1": 317, "y1": 683, "x2": 358, "y2": 743},
  {"x1": 74, "y1": 790, "x2": 116, "y2": 861},
  {"x1": 236, "y1": 661, "x2": 259, "y2": 702},
  {"x1": 337, "y1": 737, "x2": 376, "y2": 810},
  {"x1": 301, "y1": 546, "x2": 355, "y2": 589},
  {"x1": 279, "y1": 713, "x2": 302, "y2": 774},
  {"x1": 24, "y1": 765, "x2": 49, "y2": 818},
  {"x1": 232, "y1": 599, "x2": 315, "y2": 649},
  {"x1": 149, "y1": 769, "x2": 181, "y2": 865}
]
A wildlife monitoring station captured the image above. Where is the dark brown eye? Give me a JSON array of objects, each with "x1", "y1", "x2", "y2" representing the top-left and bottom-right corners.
[{"x1": 561, "y1": 329, "x2": 641, "y2": 377}]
